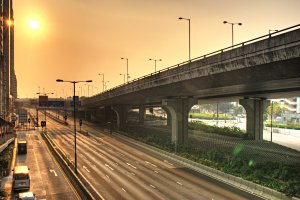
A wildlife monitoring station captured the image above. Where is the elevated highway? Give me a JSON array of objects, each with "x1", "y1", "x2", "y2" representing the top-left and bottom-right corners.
[{"x1": 83, "y1": 25, "x2": 300, "y2": 144}]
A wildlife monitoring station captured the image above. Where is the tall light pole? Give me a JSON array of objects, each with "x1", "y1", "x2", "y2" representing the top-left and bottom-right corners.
[
  {"x1": 269, "y1": 29, "x2": 278, "y2": 35},
  {"x1": 223, "y1": 21, "x2": 242, "y2": 47},
  {"x1": 149, "y1": 58, "x2": 162, "y2": 72},
  {"x1": 121, "y1": 57, "x2": 130, "y2": 82},
  {"x1": 98, "y1": 73, "x2": 105, "y2": 92},
  {"x1": 120, "y1": 74, "x2": 126, "y2": 84},
  {"x1": 104, "y1": 81, "x2": 109, "y2": 90},
  {"x1": 56, "y1": 79, "x2": 92, "y2": 174},
  {"x1": 178, "y1": 17, "x2": 191, "y2": 60}
]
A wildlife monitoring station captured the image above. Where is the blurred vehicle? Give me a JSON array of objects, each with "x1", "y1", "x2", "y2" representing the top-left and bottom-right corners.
[
  {"x1": 12, "y1": 166, "x2": 30, "y2": 191},
  {"x1": 16, "y1": 191, "x2": 36, "y2": 200}
]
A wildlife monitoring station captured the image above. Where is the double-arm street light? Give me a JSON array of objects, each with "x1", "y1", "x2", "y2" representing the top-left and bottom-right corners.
[
  {"x1": 56, "y1": 79, "x2": 92, "y2": 174},
  {"x1": 178, "y1": 17, "x2": 191, "y2": 60},
  {"x1": 121, "y1": 57, "x2": 130, "y2": 82},
  {"x1": 149, "y1": 58, "x2": 162, "y2": 72},
  {"x1": 98, "y1": 73, "x2": 105, "y2": 92},
  {"x1": 223, "y1": 20, "x2": 242, "y2": 47}
]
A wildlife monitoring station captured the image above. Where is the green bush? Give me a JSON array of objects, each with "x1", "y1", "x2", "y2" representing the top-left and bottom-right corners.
[
  {"x1": 188, "y1": 121, "x2": 249, "y2": 139},
  {"x1": 265, "y1": 122, "x2": 300, "y2": 130}
]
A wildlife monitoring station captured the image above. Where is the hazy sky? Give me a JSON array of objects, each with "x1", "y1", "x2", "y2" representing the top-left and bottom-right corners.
[{"x1": 14, "y1": 0, "x2": 300, "y2": 98}]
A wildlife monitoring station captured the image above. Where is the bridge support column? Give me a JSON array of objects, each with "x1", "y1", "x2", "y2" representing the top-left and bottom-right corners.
[
  {"x1": 104, "y1": 106, "x2": 114, "y2": 123},
  {"x1": 112, "y1": 105, "x2": 129, "y2": 131},
  {"x1": 139, "y1": 106, "x2": 146, "y2": 124},
  {"x1": 162, "y1": 106, "x2": 172, "y2": 126},
  {"x1": 162, "y1": 98, "x2": 197, "y2": 144},
  {"x1": 239, "y1": 99, "x2": 270, "y2": 140}
]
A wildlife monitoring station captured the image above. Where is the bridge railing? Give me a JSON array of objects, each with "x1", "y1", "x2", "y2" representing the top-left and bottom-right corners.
[{"x1": 87, "y1": 24, "x2": 300, "y2": 101}]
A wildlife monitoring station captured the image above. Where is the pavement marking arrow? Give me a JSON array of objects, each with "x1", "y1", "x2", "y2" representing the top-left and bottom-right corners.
[
  {"x1": 49, "y1": 169, "x2": 58, "y2": 176},
  {"x1": 126, "y1": 162, "x2": 137, "y2": 169},
  {"x1": 83, "y1": 166, "x2": 90, "y2": 173},
  {"x1": 105, "y1": 164, "x2": 114, "y2": 171},
  {"x1": 145, "y1": 161, "x2": 157, "y2": 168}
]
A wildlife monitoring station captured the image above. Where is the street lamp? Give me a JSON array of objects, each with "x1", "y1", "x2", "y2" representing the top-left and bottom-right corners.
[
  {"x1": 178, "y1": 17, "x2": 191, "y2": 60},
  {"x1": 104, "y1": 81, "x2": 109, "y2": 90},
  {"x1": 98, "y1": 73, "x2": 105, "y2": 92},
  {"x1": 56, "y1": 79, "x2": 92, "y2": 174},
  {"x1": 223, "y1": 20, "x2": 242, "y2": 47},
  {"x1": 121, "y1": 57, "x2": 130, "y2": 82},
  {"x1": 120, "y1": 74, "x2": 126, "y2": 84},
  {"x1": 269, "y1": 29, "x2": 278, "y2": 35},
  {"x1": 149, "y1": 58, "x2": 162, "y2": 72}
]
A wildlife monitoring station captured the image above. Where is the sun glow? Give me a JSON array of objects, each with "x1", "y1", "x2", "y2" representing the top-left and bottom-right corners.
[{"x1": 29, "y1": 20, "x2": 40, "y2": 30}]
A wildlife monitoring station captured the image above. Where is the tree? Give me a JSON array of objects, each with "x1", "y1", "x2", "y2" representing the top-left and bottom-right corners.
[{"x1": 266, "y1": 102, "x2": 283, "y2": 120}]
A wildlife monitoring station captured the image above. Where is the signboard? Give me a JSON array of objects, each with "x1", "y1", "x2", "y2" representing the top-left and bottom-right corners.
[
  {"x1": 19, "y1": 109, "x2": 28, "y2": 123},
  {"x1": 39, "y1": 101, "x2": 64, "y2": 107},
  {"x1": 39, "y1": 95, "x2": 48, "y2": 107}
]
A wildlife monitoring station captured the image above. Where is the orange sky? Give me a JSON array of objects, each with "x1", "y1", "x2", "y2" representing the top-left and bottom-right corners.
[{"x1": 14, "y1": 0, "x2": 300, "y2": 98}]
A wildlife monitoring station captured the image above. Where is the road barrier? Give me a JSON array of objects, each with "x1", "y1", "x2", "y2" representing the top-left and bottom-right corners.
[{"x1": 41, "y1": 132, "x2": 104, "y2": 200}]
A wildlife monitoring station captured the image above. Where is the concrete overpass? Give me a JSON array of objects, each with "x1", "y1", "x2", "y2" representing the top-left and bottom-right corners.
[{"x1": 83, "y1": 24, "x2": 300, "y2": 144}]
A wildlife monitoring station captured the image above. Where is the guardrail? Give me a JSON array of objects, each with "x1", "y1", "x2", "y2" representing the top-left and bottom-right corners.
[
  {"x1": 41, "y1": 132, "x2": 103, "y2": 200},
  {"x1": 86, "y1": 24, "x2": 300, "y2": 103}
]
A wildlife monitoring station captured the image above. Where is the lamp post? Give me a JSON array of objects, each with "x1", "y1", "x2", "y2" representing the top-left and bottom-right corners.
[
  {"x1": 149, "y1": 58, "x2": 162, "y2": 72},
  {"x1": 269, "y1": 29, "x2": 278, "y2": 35},
  {"x1": 120, "y1": 74, "x2": 126, "y2": 84},
  {"x1": 223, "y1": 21, "x2": 242, "y2": 47},
  {"x1": 121, "y1": 57, "x2": 130, "y2": 82},
  {"x1": 56, "y1": 79, "x2": 92, "y2": 174},
  {"x1": 98, "y1": 73, "x2": 105, "y2": 92},
  {"x1": 178, "y1": 17, "x2": 191, "y2": 60},
  {"x1": 104, "y1": 81, "x2": 109, "y2": 90}
]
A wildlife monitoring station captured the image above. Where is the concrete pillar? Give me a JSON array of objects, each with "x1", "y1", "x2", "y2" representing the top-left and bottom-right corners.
[
  {"x1": 111, "y1": 105, "x2": 129, "y2": 131},
  {"x1": 239, "y1": 99, "x2": 270, "y2": 140},
  {"x1": 104, "y1": 106, "x2": 114, "y2": 123},
  {"x1": 162, "y1": 106, "x2": 172, "y2": 126},
  {"x1": 139, "y1": 105, "x2": 146, "y2": 124},
  {"x1": 162, "y1": 98, "x2": 197, "y2": 144}
]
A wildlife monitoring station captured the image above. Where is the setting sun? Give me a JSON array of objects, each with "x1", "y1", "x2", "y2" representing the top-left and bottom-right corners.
[{"x1": 29, "y1": 20, "x2": 40, "y2": 30}]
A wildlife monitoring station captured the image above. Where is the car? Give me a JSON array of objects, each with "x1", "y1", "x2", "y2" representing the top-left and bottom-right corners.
[{"x1": 16, "y1": 192, "x2": 36, "y2": 200}]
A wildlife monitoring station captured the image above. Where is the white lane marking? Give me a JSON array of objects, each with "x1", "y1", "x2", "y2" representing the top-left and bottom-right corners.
[
  {"x1": 176, "y1": 181, "x2": 183, "y2": 186},
  {"x1": 150, "y1": 184, "x2": 156, "y2": 189},
  {"x1": 80, "y1": 154, "x2": 87, "y2": 159},
  {"x1": 83, "y1": 166, "x2": 90, "y2": 173},
  {"x1": 35, "y1": 140, "x2": 41, "y2": 143},
  {"x1": 105, "y1": 164, "x2": 114, "y2": 171},
  {"x1": 122, "y1": 188, "x2": 127, "y2": 193},
  {"x1": 126, "y1": 163, "x2": 137, "y2": 169},
  {"x1": 99, "y1": 138, "x2": 104, "y2": 141},
  {"x1": 154, "y1": 170, "x2": 159, "y2": 174},
  {"x1": 114, "y1": 162, "x2": 119, "y2": 166},
  {"x1": 163, "y1": 160, "x2": 173, "y2": 166},
  {"x1": 145, "y1": 161, "x2": 157, "y2": 168},
  {"x1": 131, "y1": 172, "x2": 135, "y2": 176},
  {"x1": 49, "y1": 169, "x2": 58, "y2": 176},
  {"x1": 106, "y1": 175, "x2": 110, "y2": 179}
]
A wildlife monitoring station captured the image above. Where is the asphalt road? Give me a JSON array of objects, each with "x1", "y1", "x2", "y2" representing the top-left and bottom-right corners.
[
  {"x1": 42, "y1": 112, "x2": 265, "y2": 200},
  {"x1": 14, "y1": 130, "x2": 79, "y2": 200}
]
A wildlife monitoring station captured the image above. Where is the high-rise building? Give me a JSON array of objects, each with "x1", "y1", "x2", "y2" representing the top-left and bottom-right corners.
[{"x1": 0, "y1": 0, "x2": 17, "y2": 117}]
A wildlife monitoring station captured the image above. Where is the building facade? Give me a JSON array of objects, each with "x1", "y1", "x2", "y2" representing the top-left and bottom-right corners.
[{"x1": 0, "y1": 0, "x2": 17, "y2": 117}]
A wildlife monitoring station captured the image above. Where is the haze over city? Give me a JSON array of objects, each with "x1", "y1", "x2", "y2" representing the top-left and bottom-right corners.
[{"x1": 15, "y1": 0, "x2": 300, "y2": 98}]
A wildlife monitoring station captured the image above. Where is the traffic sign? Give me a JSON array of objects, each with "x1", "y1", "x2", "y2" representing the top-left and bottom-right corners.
[{"x1": 41, "y1": 121, "x2": 46, "y2": 127}]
